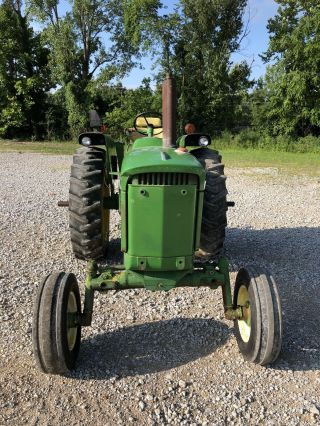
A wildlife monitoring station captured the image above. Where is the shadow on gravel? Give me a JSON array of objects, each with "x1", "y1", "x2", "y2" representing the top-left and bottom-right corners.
[
  {"x1": 104, "y1": 238, "x2": 123, "y2": 264},
  {"x1": 226, "y1": 226, "x2": 320, "y2": 372},
  {"x1": 73, "y1": 318, "x2": 230, "y2": 380}
]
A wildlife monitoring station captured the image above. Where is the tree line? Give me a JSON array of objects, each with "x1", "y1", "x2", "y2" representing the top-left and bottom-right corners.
[{"x1": 0, "y1": 0, "x2": 319, "y2": 141}]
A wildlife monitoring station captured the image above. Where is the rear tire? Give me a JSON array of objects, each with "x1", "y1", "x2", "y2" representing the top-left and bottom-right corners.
[
  {"x1": 69, "y1": 147, "x2": 110, "y2": 260},
  {"x1": 32, "y1": 272, "x2": 81, "y2": 374},
  {"x1": 233, "y1": 267, "x2": 282, "y2": 365},
  {"x1": 193, "y1": 148, "x2": 227, "y2": 256}
]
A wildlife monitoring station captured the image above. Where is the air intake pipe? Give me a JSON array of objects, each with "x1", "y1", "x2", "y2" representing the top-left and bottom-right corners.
[{"x1": 162, "y1": 74, "x2": 177, "y2": 148}]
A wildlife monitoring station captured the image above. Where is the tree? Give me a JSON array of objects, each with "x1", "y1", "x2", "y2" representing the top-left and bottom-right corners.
[
  {"x1": 154, "y1": 0, "x2": 252, "y2": 133},
  {"x1": 44, "y1": 88, "x2": 69, "y2": 140},
  {"x1": 0, "y1": 0, "x2": 51, "y2": 138},
  {"x1": 262, "y1": 0, "x2": 320, "y2": 136},
  {"x1": 28, "y1": 0, "x2": 162, "y2": 137},
  {"x1": 104, "y1": 78, "x2": 161, "y2": 139}
]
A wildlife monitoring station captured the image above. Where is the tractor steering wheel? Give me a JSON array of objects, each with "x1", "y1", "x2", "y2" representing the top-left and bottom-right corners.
[{"x1": 133, "y1": 112, "x2": 163, "y2": 136}]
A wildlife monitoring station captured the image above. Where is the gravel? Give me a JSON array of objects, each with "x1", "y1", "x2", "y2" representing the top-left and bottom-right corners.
[{"x1": 0, "y1": 152, "x2": 319, "y2": 425}]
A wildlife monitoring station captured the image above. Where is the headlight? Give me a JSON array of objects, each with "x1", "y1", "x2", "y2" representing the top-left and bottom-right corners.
[
  {"x1": 199, "y1": 136, "x2": 209, "y2": 146},
  {"x1": 81, "y1": 136, "x2": 91, "y2": 146}
]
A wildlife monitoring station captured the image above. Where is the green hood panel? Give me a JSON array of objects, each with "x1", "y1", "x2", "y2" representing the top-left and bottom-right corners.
[
  {"x1": 132, "y1": 137, "x2": 162, "y2": 149},
  {"x1": 120, "y1": 147, "x2": 205, "y2": 189}
]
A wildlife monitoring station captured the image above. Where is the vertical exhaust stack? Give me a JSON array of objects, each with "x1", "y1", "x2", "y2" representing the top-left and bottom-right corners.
[{"x1": 162, "y1": 74, "x2": 177, "y2": 148}]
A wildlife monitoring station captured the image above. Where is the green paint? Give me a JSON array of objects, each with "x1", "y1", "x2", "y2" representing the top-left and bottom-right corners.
[
  {"x1": 67, "y1": 125, "x2": 245, "y2": 327},
  {"x1": 119, "y1": 145, "x2": 205, "y2": 258},
  {"x1": 217, "y1": 257, "x2": 233, "y2": 309},
  {"x1": 131, "y1": 137, "x2": 162, "y2": 150},
  {"x1": 120, "y1": 147, "x2": 206, "y2": 189},
  {"x1": 87, "y1": 260, "x2": 226, "y2": 292},
  {"x1": 80, "y1": 256, "x2": 244, "y2": 325},
  {"x1": 124, "y1": 254, "x2": 194, "y2": 272},
  {"x1": 126, "y1": 185, "x2": 197, "y2": 270}
]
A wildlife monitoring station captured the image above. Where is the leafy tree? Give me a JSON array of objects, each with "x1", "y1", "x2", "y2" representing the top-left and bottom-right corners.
[
  {"x1": 249, "y1": 77, "x2": 268, "y2": 131},
  {"x1": 261, "y1": 0, "x2": 320, "y2": 136},
  {"x1": 0, "y1": 0, "x2": 51, "y2": 138},
  {"x1": 44, "y1": 89, "x2": 69, "y2": 140},
  {"x1": 154, "y1": 0, "x2": 252, "y2": 133},
  {"x1": 104, "y1": 78, "x2": 161, "y2": 139},
  {"x1": 28, "y1": 0, "x2": 162, "y2": 137}
]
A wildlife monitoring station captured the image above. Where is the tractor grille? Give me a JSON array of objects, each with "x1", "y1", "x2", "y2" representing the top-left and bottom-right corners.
[{"x1": 130, "y1": 173, "x2": 198, "y2": 186}]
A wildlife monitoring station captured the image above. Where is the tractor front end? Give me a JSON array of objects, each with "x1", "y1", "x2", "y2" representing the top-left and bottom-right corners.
[
  {"x1": 32, "y1": 75, "x2": 283, "y2": 375},
  {"x1": 120, "y1": 146, "x2": 204, "y2": 273}
]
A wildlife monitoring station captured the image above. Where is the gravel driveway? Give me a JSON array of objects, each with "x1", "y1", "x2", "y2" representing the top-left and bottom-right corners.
[{"x1": 0, "y1": 152, "x2": 319, "y2": 425}]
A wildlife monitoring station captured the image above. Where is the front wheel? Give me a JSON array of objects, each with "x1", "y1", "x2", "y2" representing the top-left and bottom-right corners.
[
  {"x1": 233, "y1": 267, "x2": 282, "y2": 365},
  {"x1": 32, "y1": 272, "x2": 81, "y2": 374}
]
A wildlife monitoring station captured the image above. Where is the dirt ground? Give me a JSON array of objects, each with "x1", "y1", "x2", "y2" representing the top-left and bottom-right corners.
[{"x1": 0, "y1": 153, "x2": 319, "y2": 425}]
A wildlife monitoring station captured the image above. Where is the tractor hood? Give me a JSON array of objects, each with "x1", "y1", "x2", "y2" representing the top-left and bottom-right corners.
[{"x1": 120, "y1": 147, "x2": 205, "y2": 190}]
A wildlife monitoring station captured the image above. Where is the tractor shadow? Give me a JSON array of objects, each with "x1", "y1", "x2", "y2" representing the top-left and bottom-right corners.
[
  {"x1": 80, "y1": 226, "x2": 320, "y2": 376},
  {"x1": 74, "y1": 318, "x2": 230, "y2": 380},
  {"x1": 105, "y1": 237, "x2": 123, "y2": 264},
  {"x1": 226, "y1": 226, "x2": 320, "y2": 372}
]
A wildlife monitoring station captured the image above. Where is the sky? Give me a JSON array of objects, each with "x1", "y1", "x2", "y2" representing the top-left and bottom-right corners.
[
  {"x1": 32, "y1": 0, "x2": 279, "y2": 88},
  {"x1": 231, "y1": 0, "x2": 279, "y2": 80},
  {"x1": 122, "y1": 0, "x2": 279, "y2": 88}
]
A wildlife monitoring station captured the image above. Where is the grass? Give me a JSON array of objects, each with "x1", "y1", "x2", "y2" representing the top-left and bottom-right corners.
[
  {"x1": 0, "y1": 139, "x2": 77, "y2": 155},
  {"x1": 1, "y1": 139, "x2": 319, "y2": 176},
  {"x1": 218, "y1": 148, "x2": 320, "y2": 176},
  {"x1": 212, "y1": 130, "x2": 320, "y2": 154}
]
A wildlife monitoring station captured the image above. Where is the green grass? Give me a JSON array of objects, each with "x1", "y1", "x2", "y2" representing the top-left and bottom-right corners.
[
  {"x1": 1, "y1": 139, "x2": 319, "y2": 176},
  {"x1": 212, "y1": 130, "x2": 320, "y2": 154},
  {"x1": 219, "y1": 148, "x2": 320, "y2": 176},
  {"x1": 0, "y1": 139, "x2": 77, "y2": 155}
]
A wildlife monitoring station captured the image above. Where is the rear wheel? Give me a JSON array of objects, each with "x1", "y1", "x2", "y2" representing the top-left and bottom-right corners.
[
  {"x1": 193, "y1": 148, "x2": 227, "y2": 256},
  {"x1": 32, "y1": 272, "x2": 81, "y2": 374},
  {"x1": 233, "y1": 267, "x2": 282, "y2": 365},
  {"x1": 69, "y1": 147, "x2": 110, "y2": 260}
]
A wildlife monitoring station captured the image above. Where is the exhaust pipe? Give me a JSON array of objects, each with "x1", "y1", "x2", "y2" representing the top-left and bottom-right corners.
[{"x1": 162, "y1": 74, "x2": 177, "y2": 148}]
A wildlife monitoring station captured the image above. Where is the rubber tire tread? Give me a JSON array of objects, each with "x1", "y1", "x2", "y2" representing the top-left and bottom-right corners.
[
  {"x1": 69, "y1": 147, "x2": 108, "y2": 260},
  {"x1": 32, "y1": 273, "x2": 52, "y2": 373},
  {"x1": 32, "y1": 272, "x2": 81, "y2": 374},
  {"x1": 192, "y1": 148, "x2": 228, "y2": 255},
  {"x1": 233, "y1": 266, "x2": 282, "y2": 365}
]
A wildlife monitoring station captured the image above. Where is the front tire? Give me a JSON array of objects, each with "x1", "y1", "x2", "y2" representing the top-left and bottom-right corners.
[
  {"x1": 32, "y1": 272, "x2": 81, "y2": 374},
  {"x1": 233, "y1": 267, "x2": 282, "y2": 365}
]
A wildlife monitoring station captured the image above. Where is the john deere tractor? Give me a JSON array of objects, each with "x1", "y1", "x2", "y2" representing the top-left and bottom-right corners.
[{"x1": 32, "y1": 76, "x2": 282, "y2": 374}]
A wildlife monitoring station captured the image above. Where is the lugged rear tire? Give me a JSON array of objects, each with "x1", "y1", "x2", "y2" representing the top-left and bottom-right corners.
[
  {"x1": 192, "y1": 148, "x2": 228, "y2": 256},
  {"x1": 69, "y1": 147, "x2": 109, "y2": 260}
]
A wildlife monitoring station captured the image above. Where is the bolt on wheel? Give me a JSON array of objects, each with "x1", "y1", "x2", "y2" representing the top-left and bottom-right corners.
[{"x1": 233, "y1": 267, "x2": 282, "y2": 365}]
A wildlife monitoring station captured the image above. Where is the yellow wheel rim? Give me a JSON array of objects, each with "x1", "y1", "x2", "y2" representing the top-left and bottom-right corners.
[
  {"x1": 67, "y1": 291, "x2": 78, "y2": 351},
  {"x1": 237, "y1": 285, "x2": 251, "y2": 343}
]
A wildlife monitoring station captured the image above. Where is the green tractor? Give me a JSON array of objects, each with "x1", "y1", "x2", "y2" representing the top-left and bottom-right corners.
[{"x1": 32, "y1": 76, "x2": 282, "y2": 375}]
